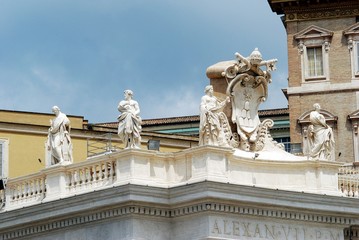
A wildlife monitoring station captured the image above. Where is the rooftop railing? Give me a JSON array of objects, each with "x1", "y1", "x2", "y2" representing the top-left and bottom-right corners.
[
  {"x1": 87, "y1": 133, "x2": 122, "y2": 157},
  {"x1": 338, "y1": 164, "x2": 359, "y2": 197},
  {"x1": 0, "y1": 146, "x2": 355, "y2": 212}
]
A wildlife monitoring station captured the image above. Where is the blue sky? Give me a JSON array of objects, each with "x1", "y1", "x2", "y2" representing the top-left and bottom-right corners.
[{"x1": 0, "y1": 0, "x2": 288, "y2": 123}]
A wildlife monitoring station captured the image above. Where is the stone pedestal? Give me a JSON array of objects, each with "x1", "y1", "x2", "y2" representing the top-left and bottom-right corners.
[{"x1": 42, "y1": 164, "x2": 68, "y2": 202}]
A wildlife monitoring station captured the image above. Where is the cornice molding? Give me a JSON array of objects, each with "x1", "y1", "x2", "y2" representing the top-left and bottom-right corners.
[
  {"x1": 1, "y1": 181, "x2": 359, "y2": 238},
  {"x1": 285, "y1": 7, "x2": 359, "y2": 22},
  {"x1": 0, "y1": 200, "x2": 356, "y2": 240}
]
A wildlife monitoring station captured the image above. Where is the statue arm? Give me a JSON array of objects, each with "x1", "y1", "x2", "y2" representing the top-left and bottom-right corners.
[
  {"x1": 132, "y1": 101, "x2": 140, "y2": 116},
  {"x1": 49, "y1": 118, "x2": 64, "y2": 134},
  {"x1": 64, "y1": 117, "x2": 71, "y2": 133},
  {"x1": 205, "y1": 97, "x2": 229, "y2": 112},
  {"x1": 318, "y1": 114, "x2": 329, "y2": 128},
  {"x1": 216, "y1": 97, "x2": 230, "y2": 110},
  {"x1": 118, "y1": 101, "x2": 129, "y2": 113}
]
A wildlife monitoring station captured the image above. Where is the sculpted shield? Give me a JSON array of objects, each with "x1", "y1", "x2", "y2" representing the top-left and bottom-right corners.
[
  {"x1": 227, "y1": 73, "x2": 267, "y2": 141},
  {"x1": 221, "y1": 48, "x2": 278, "y2": 151}
]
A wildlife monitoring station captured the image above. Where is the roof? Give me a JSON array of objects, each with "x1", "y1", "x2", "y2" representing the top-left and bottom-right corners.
[{"x1": 94, "y1": 108, "x2": 289, "y2": 129}]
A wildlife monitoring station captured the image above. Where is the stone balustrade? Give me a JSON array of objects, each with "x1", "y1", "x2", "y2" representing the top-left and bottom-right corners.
[
  {"x1": 66, "y1": 157, "x2": 116, "y2": 195},
  {"x1": 0, "y1": 146, "x2": 345, "y2": 212},
  {"x1": 339, "y1": 165, "x2": 359, "y2": 197},
  {"x1": 5, "y1": 172, "x2": 46, "y2": 210}
]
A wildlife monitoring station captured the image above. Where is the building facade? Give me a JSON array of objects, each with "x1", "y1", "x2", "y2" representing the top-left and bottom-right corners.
[
  {"x1": 0, "y1": 109, "x2": 198, "y2": 178},
  {"x1": 269, "y1": 0, "x2": 359, "y2": 163}
]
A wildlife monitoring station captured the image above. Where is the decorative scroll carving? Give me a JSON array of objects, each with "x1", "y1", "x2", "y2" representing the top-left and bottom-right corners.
[{"x1": 223, "y1": 48, "x2": 278, "y2": 152}]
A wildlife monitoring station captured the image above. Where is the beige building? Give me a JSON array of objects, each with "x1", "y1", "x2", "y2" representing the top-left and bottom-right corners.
[
  {"x1": 0, "y1": 109, "x2": 198, "y2": 178},
  {"x1": 0, "y1": 110, "x2": 89, "y2": 178},
  {"x1": 269, "y1": 0, "x2": 359, "y2": 163}
]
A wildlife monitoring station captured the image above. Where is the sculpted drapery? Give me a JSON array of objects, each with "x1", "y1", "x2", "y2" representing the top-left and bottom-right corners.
[
  {"x1": 199, "y1": 85, "x2": 231, "y2": 147},
  {"x1": 47, "y1": 106, "x2": 73, "y2": 165},
  {"x1": 118, "y1": 90, "x2": 142, "y2": 149},
  {"x1": 309, "y1": 103, "x2": 335, "y2": 160}
]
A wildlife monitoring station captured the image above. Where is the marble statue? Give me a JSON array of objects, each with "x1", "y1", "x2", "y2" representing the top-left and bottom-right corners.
[
  {"x1": 46, "y1": 106, "x2": 73, "y2": 165},
  {"x1": 117, "y1": 90, "x2": 142, "y2": 149},
  {"x1": 225, "y1": 48, "x2": 279, "y2": 151},
  {"x1": 308, "y1": 103, "x2": 335, "y2": 160},
  {"x1": 199, "y1": 85, "x2": 232, "y2": 147}
]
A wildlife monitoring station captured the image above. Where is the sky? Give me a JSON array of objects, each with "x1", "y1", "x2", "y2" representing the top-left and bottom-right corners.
[{"x1": 0, "y1": 0, "x2": 288, "y2": 123}]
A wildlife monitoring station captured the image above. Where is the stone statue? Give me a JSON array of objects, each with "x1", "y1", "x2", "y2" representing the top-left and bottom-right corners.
[
  {"x1": 308, "y1": 103, "x2": 335, "y2": 160},
  {"x1": 117, "y1": 90, "x2": 142, "y2": 149},
  {"x1": 225, "y1": 48, "x2": 279, "y2": 151},
  {"x1": 199, "y1": 85, "x2": 232, "y2": 147},
  {"x1": 46, "y1": 106, "x2": 73, "y2": 165}
]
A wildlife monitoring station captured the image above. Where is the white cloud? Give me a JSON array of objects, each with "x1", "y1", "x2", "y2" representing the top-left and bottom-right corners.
[{"x1": 141, "y1": 86, "x2": 202, "y2": 119}]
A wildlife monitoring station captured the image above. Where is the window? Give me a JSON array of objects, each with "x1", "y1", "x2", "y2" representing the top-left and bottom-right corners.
[
  {"x1": 344, "y1": 23, "x2": 359, "y2": 78},
  {"x1": 348, "y1": 110, "x2": 359, "y2": 162},
  {"x1": 273, "y1": 137, "x2": 291, "y2": 153},
  {"x1": 0, "y1": 143, "x2": 2, "y2": 176},
  {"x1": 307, "y1": 47, "x2": 323, "y2": 77},
  {"x1": 294, "y1": 25, "x2": 333, "y2": 82},
  {"x1": 0, "y1": 139, "x2": 9, "y2": 178},
  {"x1": 356, "y1": 42, "x2": 359, "y2": 75}
]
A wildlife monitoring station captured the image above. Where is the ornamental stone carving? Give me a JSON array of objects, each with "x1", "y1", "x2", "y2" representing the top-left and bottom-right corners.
[
  {"x1": 203, "y1": 48, "x2": 285, "y2": 152},
  {"x1": 224, "y1": 48, "x2": 280, "y2": 151}
]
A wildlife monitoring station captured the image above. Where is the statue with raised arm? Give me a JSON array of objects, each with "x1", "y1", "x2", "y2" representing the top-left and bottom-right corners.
[
  {"x1": 308, "y1": 103, "x2": 335, "y2": 160},
  {"x1": 46, "y1": 106, "x2": 73, "y2": 165},
  {"x1": 199, "y1": 85, "x2": 233, "y2": 147},
  {"x1": 117, "y1": 90, "x2": 142, "y2": 149}
]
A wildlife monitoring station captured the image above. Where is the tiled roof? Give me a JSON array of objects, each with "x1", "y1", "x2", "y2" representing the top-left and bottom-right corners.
[
  {"x1": 258, "y1": 108, "x2": 289, "y2": 116},
  {"x1": 93, "y1": 116, "x2": 199, "y2": 129},
  {"x1": 93, "y1": 108, "x2": 289, "y2": 129}
]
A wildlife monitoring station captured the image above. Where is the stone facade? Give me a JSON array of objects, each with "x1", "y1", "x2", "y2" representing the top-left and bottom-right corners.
[
  {"x1": 269, "y1": 0, "x2": 359, "y2": 162},
  {"x1": 0, "y1": 180, "x2": 358, "y2": 240}
]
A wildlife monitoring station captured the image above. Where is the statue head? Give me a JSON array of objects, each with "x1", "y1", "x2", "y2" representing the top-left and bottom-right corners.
[
  {"x1": 52, "y1": 106, "x2": 60, "y2": 116},
  {"x1": 124, "y1": 90, "x2": 133, "y2": 99},
  {"x1": 249, "y1": 48, "x2": 262, "y2": 65},
  {"x1": 313, "y1": 103, "x2": 321, "y2": 111},
  {"x1": 204, "y1": 85, "x2": 213, "y2": 93},
  {"x1": 204, "y1": 85, "x2": 213, "y2": 95}
]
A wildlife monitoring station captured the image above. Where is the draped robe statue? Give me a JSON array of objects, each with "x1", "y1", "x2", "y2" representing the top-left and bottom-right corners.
[
  {"x1": 308, "y1": 103, "x2": 335, "y2": 160},
  {"x1": 117, "y1": 90, "x2": 142, "y2": 149},
  {"x1": 47, "y1": 106, "x2": 73, "y2": 165}
]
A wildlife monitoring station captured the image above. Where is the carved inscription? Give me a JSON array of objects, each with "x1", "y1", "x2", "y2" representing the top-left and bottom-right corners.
[{"x1": 211, "y1": 218, "x2": 343, "y2": 240}]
